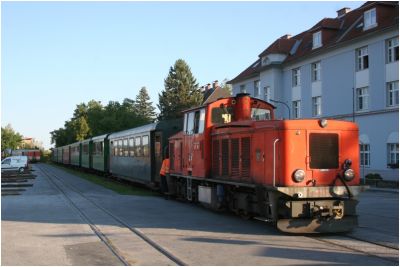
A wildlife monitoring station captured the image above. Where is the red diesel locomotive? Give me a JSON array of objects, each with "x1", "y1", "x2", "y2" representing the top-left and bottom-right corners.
[{"x1": 167, "y1": 93, "x2": 367, "y2": 233}]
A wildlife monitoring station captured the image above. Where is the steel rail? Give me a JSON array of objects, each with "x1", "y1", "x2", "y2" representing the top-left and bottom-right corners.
[
  {"x1": 37, "y1": 164, "x2": 130, "y2": 266},
  {"x1": 307, "y1": 235, "x2": 398, "y2": 264},
  {"x1": 39, "y1": 164, "x2": 187, "y2": 266}
]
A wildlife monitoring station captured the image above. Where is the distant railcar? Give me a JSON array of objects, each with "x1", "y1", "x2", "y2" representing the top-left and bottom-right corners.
[
  {"x1": 62, "y1": 145, "x2": 70, "y2": 165},
  {"x1": 70, "y1": 142, "x2": 81, "y2": 167},
  {"x1": 81, "y1": 139, "x2": 91, "y2": 169},
  {"x1": 91, "y1": 134, "x2": 110, "y2": 173}
]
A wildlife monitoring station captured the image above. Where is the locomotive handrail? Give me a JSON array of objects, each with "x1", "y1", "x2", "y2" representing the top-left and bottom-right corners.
[{"x1": 273, "y1": 138, "x2": 280, "y2": 187}]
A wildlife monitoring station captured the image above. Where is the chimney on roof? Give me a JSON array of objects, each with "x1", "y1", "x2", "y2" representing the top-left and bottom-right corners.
[
  {"x1": 206, "y1": 83, "x2": 212, "y2": 90},
  {"x1": 337, "y1": 7, "x2": 351, "y2": 18},
  {"x1": 212, "y1": 80, "x2": 219, "y2": 89},
  {"x1": 200, "y1": 86, "x2": 205, "y2": 92},
  {"x1": 281, "y1": 34, "x2": 292, "y2": 39}
]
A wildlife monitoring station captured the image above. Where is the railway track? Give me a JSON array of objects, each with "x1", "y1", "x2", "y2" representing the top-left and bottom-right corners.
[
  {"x1": 36, "y1": 164, "x2": 186, "y2": 266},
  {"x1": 306, "y1": 231, "x2": 399, "y2": 264}
]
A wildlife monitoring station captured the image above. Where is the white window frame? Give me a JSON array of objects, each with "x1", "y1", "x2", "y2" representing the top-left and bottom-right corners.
[
  {"x1": 356, "y1": 47, "x2": 369, "y2": 71},
  {"x1": 240, "y1": 84, "x2": 246, "y2": 93},
  {"x1": 387, "y1": 37, "x2": 399, "y2": 63},
  {"x1": 292, "y1": 100, "x2": 301, "y2": 119},
  {"x1": 360, "y1": 143, "x2": 370, "y2": 167},
  {"x1": 312, "y1": 96, "x2": 321, "y2": 117},
  {"x1": 387, "y1": 143, "x2": 399, "y2": 167},
  {"x1": 264, "y1": 86, "x2": 271, "y2": 102},
  {"x1": 292, "y1": 68, "x2": 300, "y2": 87},
  {"x1": 254, "y1": 80, "x2": 260, "y2": 98},
  {"x1": 356, "y1": 87, "x2": 369, "y2": 111},
  {"x1": 364, "y1": 8, "x2": 377, "y2": 30},
  {"x1": 311, "y1": 61, "x2": 321, "y2": 82},
  {"x1": 312, "y1": 31, "x2": 322, "y2": 49},
  {"x1": 386, "y1": 81, "x2": 399, "y2": 107}
]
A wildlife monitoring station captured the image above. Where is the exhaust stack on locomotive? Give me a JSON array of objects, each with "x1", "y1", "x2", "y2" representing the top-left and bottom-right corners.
[{"x1": 168, "y1": 94, "x2": 368, "y2": 233}]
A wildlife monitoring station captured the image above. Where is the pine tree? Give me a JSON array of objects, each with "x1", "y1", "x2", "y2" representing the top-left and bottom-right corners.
[
  {"x1": 135, "y1": 87, "x2": 156, "y2": 122},
  {"x1": 158, "y1": 59, "x2": 203, "y2": 120}
]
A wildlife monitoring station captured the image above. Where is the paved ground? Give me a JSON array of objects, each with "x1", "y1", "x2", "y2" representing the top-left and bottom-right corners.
[{"x1": 2, "y1": 163, "x2": 399, "y2": 265}]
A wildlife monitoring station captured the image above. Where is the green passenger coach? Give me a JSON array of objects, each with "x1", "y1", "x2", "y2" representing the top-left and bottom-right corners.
[
  {"x1": 91, "y1": 134, "x2": 110, "y2": 173},
  {"x1": 81, "y1": 138, "x2": 92, "y2": 169}
]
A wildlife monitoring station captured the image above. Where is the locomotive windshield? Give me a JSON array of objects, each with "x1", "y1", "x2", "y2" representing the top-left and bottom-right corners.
[
  {"x1": 251, "y1": 108, "x2": 271, "y2": 120},
  {"x1": 211, "y1": 107, "x2": 234, "y2": 124}
]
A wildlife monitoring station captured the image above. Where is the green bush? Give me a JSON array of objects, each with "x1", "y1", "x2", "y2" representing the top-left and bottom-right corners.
[{"x1": 365, "y1": 173, "x2": 383, "y2": 180}]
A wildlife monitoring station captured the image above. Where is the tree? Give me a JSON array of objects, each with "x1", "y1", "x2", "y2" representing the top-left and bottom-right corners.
[
  {"x1": 220, "y1": 78, "x2": 233, "y2": 95},
  {"x1": 135, "y1": 87, "x2": 156, "y2": 122},
  {"x1": 73, "y1": 116, "x2": 90, "y2": 141},
  {"x1": 1, "y1": 124, "x2": 23, "y2": 150},
  {"x1": 158, "y1": 59, "x2": 203, "y2": 120}
]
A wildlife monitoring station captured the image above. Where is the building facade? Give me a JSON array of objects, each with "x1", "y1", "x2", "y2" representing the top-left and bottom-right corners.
[{"x1": 229, "y1": 2, "x2": 399, "y2": 180}]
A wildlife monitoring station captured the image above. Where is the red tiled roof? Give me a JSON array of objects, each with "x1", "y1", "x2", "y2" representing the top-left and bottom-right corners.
[
  {"x1": 258, "y1": 37, "x2": 297, "y2": 57},
  {"x1": 229, "y1": 1, "x2": 398, "y2": 84}
]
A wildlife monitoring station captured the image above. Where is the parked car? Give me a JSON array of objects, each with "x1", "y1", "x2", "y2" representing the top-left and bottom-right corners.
[{"x1": 1, "y1": 156, "x2": 29, "y2": 173}]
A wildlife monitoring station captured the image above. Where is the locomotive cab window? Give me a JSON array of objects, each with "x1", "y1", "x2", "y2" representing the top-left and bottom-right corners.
[
  {"x1": 251, "y1": 108, "x2": 271, "y2": 121},
  {"x1": 185, "y1": 109, "x2": 205, "y2": 135},
  {"x1": 212, "y1": 106, "x2": 234, "y2": 124}
]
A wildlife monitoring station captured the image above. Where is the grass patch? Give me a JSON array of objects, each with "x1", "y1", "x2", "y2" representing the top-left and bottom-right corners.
[{"x1": 49, "y1": 163, "x2": 159, "y2": 196}]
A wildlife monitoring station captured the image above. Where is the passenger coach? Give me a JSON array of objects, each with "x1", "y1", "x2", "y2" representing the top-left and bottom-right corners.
[{"x1": 108, "y1": 119, "x2": 181, "y2": 187}]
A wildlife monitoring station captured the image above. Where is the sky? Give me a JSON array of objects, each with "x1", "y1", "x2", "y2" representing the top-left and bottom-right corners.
[{"x1": 2, "y1": 1, "x2": 362, "y2": 149}]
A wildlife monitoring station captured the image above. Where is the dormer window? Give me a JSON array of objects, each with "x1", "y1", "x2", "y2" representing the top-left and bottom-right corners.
[
  {"x1": 364, "y1": 8, "x2": 377, "y2": 30},
  {"x1": 261, "y1": 56, "x2": 270, "y2": 66},
  {"x1": 313, "y1": 31, "x2": 322, "y2": 49}
]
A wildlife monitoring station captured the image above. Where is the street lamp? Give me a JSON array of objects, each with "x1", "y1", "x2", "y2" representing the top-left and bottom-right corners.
[{"x1": 270, "y1": 99, "x2": 291, "y2": 119}]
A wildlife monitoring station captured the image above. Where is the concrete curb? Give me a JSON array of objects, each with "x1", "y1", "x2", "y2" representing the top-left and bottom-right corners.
[{"x1": 366, "y1": 187, "x2": 399, "y2": 193}]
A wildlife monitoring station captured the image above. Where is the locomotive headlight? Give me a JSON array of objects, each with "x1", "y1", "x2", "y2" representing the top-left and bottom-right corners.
[
  {"x1": 293, "y1": 169, "x2": 305, "y2": 182},
  {"x1": 343, "y1": 168, "x2": 355, "y2": 181},
  {"x1": 319, "y1": 119, "x2": 328, "y2": 128}
]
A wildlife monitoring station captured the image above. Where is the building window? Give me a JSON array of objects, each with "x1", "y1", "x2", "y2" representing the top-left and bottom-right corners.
[
  {"x1": 364, "y1": 8, "x2": 377, "y2": 30},
  {"x1": 292, "y1": 100, "x2": 301, "y2": 119},
  {"x1": 264, "y1": 86, "x2": 271, "y2": 102},
  {"x1": 312, "y1": 96, "x2": 321, "y2": 117},
  {"x1": 292, "y1": 68, "x2": 300, "y2": 87},
  {"x1": 356, "y1": 47, "x2": 369, "y2": 71},
  {"x1": 387, "y1": 143, "x2": 399, "y2": 168},
  {"x1": 313, "y1": 31, "x2": 322, "y2": 49},
  {"x1": 360, "y1": 143, "x2": 370, "y2": 167},
  {"x1": 311, "y1": 61, "x2": 321, "y2": 82},
  {"x1": 240, "y1": 84, "x2": 246, "y2": 93},
  {"x1": 254, "y1": 80, "x2": 260, "y2": 98},
  {"x1": 387, "y1": 37, "x2": 399, "y2": 63},
  {"x1": 387, "y1": 81, "x2": 399, "y2": 107},
  {"x1": 356, "y1": 87, "x2": 369, "y2": 111}
]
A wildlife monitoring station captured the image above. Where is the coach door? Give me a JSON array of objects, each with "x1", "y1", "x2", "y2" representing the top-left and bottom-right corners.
[{"x1": 153, "y1": 132, "x2": 163, "y2": 183}]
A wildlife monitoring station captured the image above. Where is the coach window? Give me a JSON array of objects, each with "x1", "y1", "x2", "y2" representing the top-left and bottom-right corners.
[
  {"x1": 143, "y1": 135, "x2": 149, "y2": 157},
  {"x1": 135, "y1": 136, "x2": 142, "y2": 156},
  {"x1": 118, "y1": 140, "x2": 123, "y2": 157},
  {"x1": 99, "y1": 142, "x2": 103, "y2": 155},
  {"x1": 155, "y1": 135, "x2": 161, "y2": 157},
  {"x1": 129, "y1": 138, "x2": 134, "y2": 157},
  {"x1": 123, "y1": 139, "x2": 128, "y2": 157}
]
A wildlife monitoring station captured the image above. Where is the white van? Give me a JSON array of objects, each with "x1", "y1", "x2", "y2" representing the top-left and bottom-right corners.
[{"x1": 1, "y1": 156, "x2": 29, "y2": 173}]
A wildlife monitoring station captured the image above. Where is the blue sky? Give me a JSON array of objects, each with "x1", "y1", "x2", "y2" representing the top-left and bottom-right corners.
[{"x1": 2, "y1": 1, "x2": 362, "y2": 149}]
